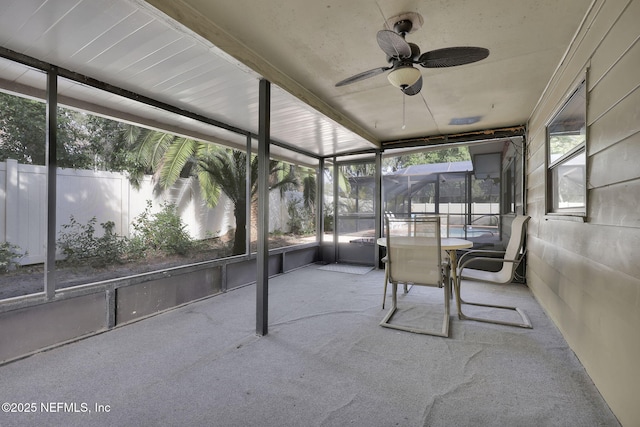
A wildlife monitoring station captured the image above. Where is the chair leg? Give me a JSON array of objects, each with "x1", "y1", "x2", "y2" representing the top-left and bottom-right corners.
[
  {"x1": 380, "y1": 282, "x2": 450, "y2": 337},
  {"x1": 382, "y1": 263, "x2": 410, "y2": 309},
  {"x1": 382, "y1": 264, "x2": 389, "y2": 309},
  {"x1": 380, "y1": 282, "x2": 398, "y2": 323},
  {"x1": 443, "y1": 278, "x2": 451, "y2": 336},
  {"x1": 454, "y1": 278, "x2": 532, "y2": 329}
]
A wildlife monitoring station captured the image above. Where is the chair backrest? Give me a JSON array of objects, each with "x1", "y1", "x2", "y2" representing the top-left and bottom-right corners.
[
  {"x1": 440, "y1": 213, "x2": 450, "y2": 238},
  {"x1": 496, "y1": 215, "x2": 531, "y2": 282},
  {"x1": 384, "y1": 212, "x2": 449, "y2": 238},
  {"x1": 385, "y1": 216, "x2": 442, "y2": 286}
]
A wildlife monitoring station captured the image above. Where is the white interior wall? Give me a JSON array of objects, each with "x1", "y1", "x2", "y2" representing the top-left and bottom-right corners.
[{"x1": 526, "y1": 1, "x2": 640, "y2": 425}]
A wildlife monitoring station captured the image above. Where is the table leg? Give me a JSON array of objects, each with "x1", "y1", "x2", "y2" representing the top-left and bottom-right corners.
[{"x1": 448, "y1": 249, "x2": 463, "y2": 318}]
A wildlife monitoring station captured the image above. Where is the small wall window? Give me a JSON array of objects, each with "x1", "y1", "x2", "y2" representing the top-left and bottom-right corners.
[{"x1": 546, "y1": 79, "x2": 587, "y2": 216}]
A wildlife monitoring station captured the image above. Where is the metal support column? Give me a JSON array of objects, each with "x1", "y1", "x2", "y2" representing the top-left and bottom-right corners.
[
  {"x1": 466, "y1": 171, "x2": 473, "y2": 228},
  {"x1": 245, "y1": 133, "x2": 252, "y2": 256},
  {"x1": 44, "y1": 66, "x2": 58, "y2": 299},
  {"x1": 332, "y1": 157, "x2": 338, "y2": 262},
  {"x1": 435, "y1": 174, "x2": 441, "y2": 214},
  {"x1": 374, "y1": 151, "x2": 382, "y2": 268},
  {"x1": 256, "y1": 79, "x2": 271, "y2": 336},
  {"x1": 317, "y1": 157, "x2": 324, "y2": 243}
]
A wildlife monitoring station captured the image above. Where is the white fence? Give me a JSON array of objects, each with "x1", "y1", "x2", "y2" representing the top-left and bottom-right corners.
[
  {"x1": 0, "y1": 160, "x2": 289, "y2": 265},
  {"x1": 410, "y1": 203, "x2": 500, "y2": 224}
]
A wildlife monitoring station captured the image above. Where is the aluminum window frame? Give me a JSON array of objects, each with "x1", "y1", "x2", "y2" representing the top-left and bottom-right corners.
[{"x1": 546, "y1": 76, "x2": 587, "y2": 217}]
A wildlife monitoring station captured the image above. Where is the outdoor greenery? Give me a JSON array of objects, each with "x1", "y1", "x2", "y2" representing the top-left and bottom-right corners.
[
  {"x1": 128, "y1": 128, "x2": 307, "y2": 255},
  {"x1": 382, "y1": 147, "x2": 471, "y2": 172},
  {"x1": 197, "y1": 149, "x2": 299, "y2": 254},
  {"x1": 57, "y1": 201, "x2": 194, "y2": 268},
  {"x1": 0, "y1": 92, "x2": 138, "y2": 171},
  {"x1": 1, "y1": 91, "x2": 318, "y2": 261},
  {"x1": 130, "y1": 201, "x2": 194, "y2": 256},
  {"x1": 0, "y1": 241, "x2": 25, "y2": 273},
  {"x1": 549, "y1": 134, "x2": 585, "y2": 160},
  {"x1": 287, "y1": 195, "x2": 315, "y2": 235},
  {"x1": 57, "y1": 216, "x2": 129, "y2": 268}
]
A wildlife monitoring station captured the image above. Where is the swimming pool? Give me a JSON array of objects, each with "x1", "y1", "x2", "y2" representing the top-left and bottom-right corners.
[{"x1": 448, "y1": 227, "x2": 496, "y2": 238}]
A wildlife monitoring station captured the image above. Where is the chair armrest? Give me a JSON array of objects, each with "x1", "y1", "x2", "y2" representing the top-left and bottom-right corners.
[
  {"x1": 458, "y1": 249, "x2": 505, "y2": 266},
  {"x1": 458, "y1": 256, "x2": 520, "y2": 273}
]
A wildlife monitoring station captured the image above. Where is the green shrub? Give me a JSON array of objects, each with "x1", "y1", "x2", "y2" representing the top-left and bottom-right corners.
[
  {"x1": 57, "y1": 216, "x2": 127, "y2": 267},
  {"x1": 123, "y1": 235, "x2": 147, "y2": 261},
  {"x1": 130, "y1": 201, "x2": 193, "y2": 255},
  {"x1": 287, "y1": 196, "x2": 315, "y2": 235},
  {"x1": 56, "y1": 201, "x2": 194, "y2": 269},
  {"x1": 95, "y1": 221, "x2": 128, "y2": 267},
  {"x1": 0, "y1": 241, "x2": 26, "y2": 273}
]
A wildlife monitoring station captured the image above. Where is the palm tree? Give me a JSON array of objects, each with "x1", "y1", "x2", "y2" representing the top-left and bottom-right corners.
[
  {"x1": 124, "y1": 127, "x2": 220, "y2": 206},
  {"x1": 300, "y1": 168, "x2": 317, "y2": 214},
  {"x1": 128, "y1": 127, "x2": 300, "y2": 255},
  {"x1": 198, "y1": 150, "x2": 298, "y2": 254}
]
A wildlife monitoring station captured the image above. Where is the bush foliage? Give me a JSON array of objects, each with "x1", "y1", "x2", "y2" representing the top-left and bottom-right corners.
[
  {"x1": 0, "y1": 241, "x2": 26, "y2": 273},
  {"x1": 57, "y1": 200, "x2": 194, "y2": 268},
  {"x1": 57, "y1": 216, "x2": 127, "y2": 268},
  {"x1": 130, "y1": 201, "x2": 193, "y2": 256}
]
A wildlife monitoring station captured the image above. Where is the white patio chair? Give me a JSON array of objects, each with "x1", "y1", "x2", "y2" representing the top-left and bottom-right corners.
[
  {"x1": 455, "y1": 215, "x2": 532, "y2": 328},
  {"x1": 381, "y1": 213, "x2": 451, "y2": 308},
  {"x1": 381, "y1": 215, "x2": 450, "y2": 336}
]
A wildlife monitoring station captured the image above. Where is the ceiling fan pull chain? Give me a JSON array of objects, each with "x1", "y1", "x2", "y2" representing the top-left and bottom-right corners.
[{"x1": 402, "y1": 93, "x2": 406, "y2": 130}]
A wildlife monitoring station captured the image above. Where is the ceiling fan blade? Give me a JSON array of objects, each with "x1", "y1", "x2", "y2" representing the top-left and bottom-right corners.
[
  {"x1": 377, "y1": 30, "x2": 411, "y2": 59},
  {"x1": 408, "y1": 42, "x2": 421, "y2": 60},
  {"x1": 335, "y1": 66, "x2": 391, "y2": 87},
  {"x1": 418, "y1": 46, "x2": 489, "y2": 68},
  {"x1": 401, "y1": 75, "x2": 422, "y2": 96}
]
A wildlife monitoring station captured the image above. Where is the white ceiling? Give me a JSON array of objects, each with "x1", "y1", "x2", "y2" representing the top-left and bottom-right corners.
[{"x1": 0, "y1": 0, "x2": 592, "y2": 160}]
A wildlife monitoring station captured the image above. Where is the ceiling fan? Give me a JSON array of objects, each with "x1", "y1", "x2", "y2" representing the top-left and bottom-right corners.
[{"x1": 335, "y1": 12, "x2": 489, "y2": 96}]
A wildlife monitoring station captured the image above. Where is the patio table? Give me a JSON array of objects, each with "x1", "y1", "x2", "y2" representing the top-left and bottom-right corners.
[{"x1": 377, "y1": 237, "x2": 473, "y2": 311}]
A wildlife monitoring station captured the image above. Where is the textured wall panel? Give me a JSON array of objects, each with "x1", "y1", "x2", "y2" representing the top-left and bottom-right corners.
[
  {"x1": 0, "y1": 293, "x2": 106, "y2": 363},
  {"x1": 116, "y1": 268, "x2": 220, "y2": 324}
]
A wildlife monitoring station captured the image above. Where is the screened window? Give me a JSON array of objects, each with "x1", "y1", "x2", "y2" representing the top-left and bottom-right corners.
[{"x1": 547, "y1": 79, "x2": 587, "y2": 215}]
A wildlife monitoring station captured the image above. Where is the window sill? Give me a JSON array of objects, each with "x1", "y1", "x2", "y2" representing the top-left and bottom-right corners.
[{"x1": 544, "y1": 213, "x2": 586, "y2": 222}]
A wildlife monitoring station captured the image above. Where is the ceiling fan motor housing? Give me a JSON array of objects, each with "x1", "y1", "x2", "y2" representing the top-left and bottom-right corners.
[
  {"x1": 385, "y1": 11, "x2": 424, "y2": 35},
  {"x1": 393, "y1": 19, "x2": 414, "y2": 36}
]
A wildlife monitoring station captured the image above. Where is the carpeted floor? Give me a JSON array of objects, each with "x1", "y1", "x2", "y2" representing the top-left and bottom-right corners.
[{"x1": 0, "y1": 265, "x2": 620, "y2": 426}]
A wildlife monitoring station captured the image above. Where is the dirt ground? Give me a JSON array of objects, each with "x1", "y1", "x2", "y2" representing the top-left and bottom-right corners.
[{"x1": 0, "y1": 234, "x2": 312, "y2": 300}]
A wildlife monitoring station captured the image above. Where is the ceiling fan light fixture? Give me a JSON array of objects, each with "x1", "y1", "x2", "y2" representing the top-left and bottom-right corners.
[{"x1": 387, "y1": 66, "x2": 421, "y2": 89}]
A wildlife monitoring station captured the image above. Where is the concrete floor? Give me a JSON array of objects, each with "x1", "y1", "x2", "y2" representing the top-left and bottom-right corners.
[{"x1": 0, "y1": 265, "x2": 620, "y2": 426}]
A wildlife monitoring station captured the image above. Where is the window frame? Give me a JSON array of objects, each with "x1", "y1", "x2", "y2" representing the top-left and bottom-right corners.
[{"x1": 546, "y1": 76, "x2": 587, "y2": 217}]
